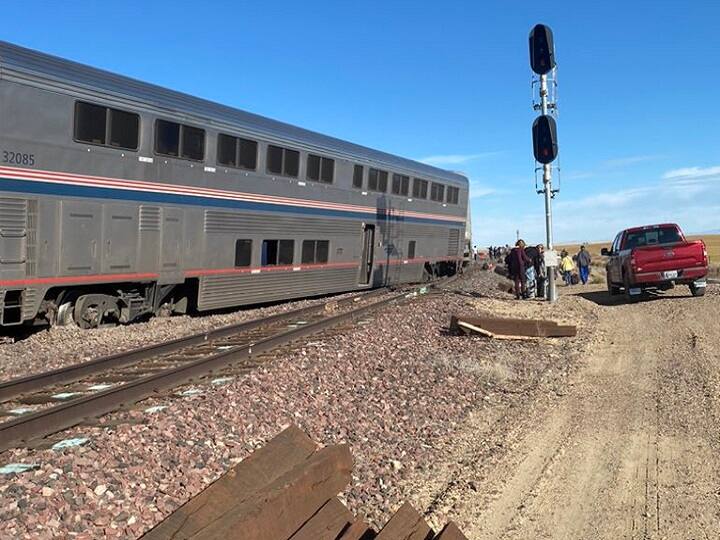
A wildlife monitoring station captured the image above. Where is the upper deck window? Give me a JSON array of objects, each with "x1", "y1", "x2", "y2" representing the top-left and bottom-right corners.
[
  {"x1": 155, "y1": 119, "x2": 205, "y2": 161},
  {"x1": 267, "y1": 145, "x2": 300, "y2": 178},
  {"x1": 392, "y1": 174, "x2": 410, "y2": 196},
  {"x1": 368, "y1": 168, "x2": 388, "y2": 192},
  {"x1": 217, "y1": 133, "x2": 258, "y2": 170},
  {"x1": 74, "y1": 101, "x2": 139, "y2": 150},
  {"x1": 446, "y1": 186, "x2": 460, "y2": 204},
  {"x1": 353, "y1": 165, "x2": 364, "y2": 188},
  {"x1": 307, "y1": 154, "x2": 335, "y2": 183},
  {"x1": 413, "y1": 178, "x2": 428, "y2": 199},
  {"x1": 430, "y1": 182, "x2": 445, "y2": 202}
]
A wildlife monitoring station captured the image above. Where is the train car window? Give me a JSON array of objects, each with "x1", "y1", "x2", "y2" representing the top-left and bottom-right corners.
[
  {"x1": 353, "y1": 165, "x2": 364, "y2": 188},
  {"x1": 238, "y1": 138, "x2": 258, "y2": 170},
  {"x1": 320, "y1": 157, "x2": 334, "y2": 183},
  {"x1": 267, "y1": 145, "x2": 299, "y2": 177},
  {"x1": 284, "y1": 149, "x2": 300, "y2": 177},
  {"x1": 446, "y1": 186, "x2": 460, "y2": 204},
  {"x1": 368, "y1": 168, "x2": 388, "y2": 192},
  {"x1": 408, "y1": 240, "x2": 416, "y2": 259},
  {"x1": 267, "y1": 145, "x2": 283, "y2": 174},
  {"x1": 316, "y1": 240, "x2": 329, "y2": 262},
  {"x1": 307, "y1": 154, "x2": 321, "y2": 181},
  {"x1": 262, "y1": 239, "x2": 294, "y2": 265},
  {"x1": 280, "y1": 240, "x2": 295, "y2": 264},
  {"x1": 181, "y1": 125, "x2": 205, "y2": 161},
  {"x1": 413, "y1": 178, "x2": 428, "y2": 199},
  {"x1": 301, "y1": 240, "x2": 330, "y2": 264},
  {"x1": 430, "y1": 182, "x2": 445, "y2": 202},
  {"x1": 301, "y1": 240, "x2": 315, "y2": 263},
  {"x1": 234, "y1": 239, "x2": 252, "y2": 267},
  {"x1": 155, "y1": 120, "x2": 180, "y2": 157},
  {"x1": 217, "y1": 134, "x2": 238, "y2": 167},
  {"x1": 392, "y1": 174, "x2": 410, "y2": 196},
  {"x1": 219, "y1": 134, "x2": 258, "y2": 170},
  {"x1": 108, "y1": 108, "x2": 139, "y2": 150},
  {"x1": 75, "y1": 102, "x2": 140, "y2": 150},
  {"x1": 74, "y1": 102, "x2": 107, "y2": 145}
]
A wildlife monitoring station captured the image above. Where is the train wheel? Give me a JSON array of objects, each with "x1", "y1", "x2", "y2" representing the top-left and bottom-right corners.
[
  {"x1": 56, "y1": 301, "x2": 77, "y2": 326},
  {"x1": 73, "y1": 294, "x2": 120, "y2": 329},
  {"x1": 54, "y1": 291, "x2": 81, "y2": 327}
]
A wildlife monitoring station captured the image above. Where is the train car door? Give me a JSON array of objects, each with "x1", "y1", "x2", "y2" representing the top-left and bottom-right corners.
[{"x1": 359, "y1": 224, "x2": 374, "y2": 285}]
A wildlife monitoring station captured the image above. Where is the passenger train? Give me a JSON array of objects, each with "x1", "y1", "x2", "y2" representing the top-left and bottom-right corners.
[{"x1": 0, "y1": 41, "x2": 468, "y2": 328}]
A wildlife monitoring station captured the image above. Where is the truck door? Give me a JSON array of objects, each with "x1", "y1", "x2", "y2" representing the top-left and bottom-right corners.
[{"x1": 609, "y1": 233, "x2": 622, "y2": 283}]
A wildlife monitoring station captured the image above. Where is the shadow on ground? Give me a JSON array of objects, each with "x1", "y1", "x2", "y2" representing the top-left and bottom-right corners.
[{"x1": 573, "y1": 289, "x2": 696, "y2": 307}]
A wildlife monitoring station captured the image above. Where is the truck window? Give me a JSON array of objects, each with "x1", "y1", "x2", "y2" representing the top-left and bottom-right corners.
[{"x1": 624, "y1": 227, "x2": 682, "y2": 250}]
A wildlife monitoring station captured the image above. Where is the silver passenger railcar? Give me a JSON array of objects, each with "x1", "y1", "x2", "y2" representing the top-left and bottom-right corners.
[{"x1": 0, "y1": 41, "x2": 468, "y2": 328}]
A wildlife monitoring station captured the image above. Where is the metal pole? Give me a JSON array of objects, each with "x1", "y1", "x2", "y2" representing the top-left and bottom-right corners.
[{"x1": 539, "y1": 74, "x2": 557, "y2": 302}]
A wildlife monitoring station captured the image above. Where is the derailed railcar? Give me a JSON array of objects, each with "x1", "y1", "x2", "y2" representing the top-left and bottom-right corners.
[{"x1": 0, "y1": 41, "x2": 468, "y2": 328}]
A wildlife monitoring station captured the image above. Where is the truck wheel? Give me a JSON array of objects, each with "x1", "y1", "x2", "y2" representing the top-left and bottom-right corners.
[
  {"x1": 606, "y1": 274, "x2": 621, "y2": 296},
  {"x1": 689, "y1": 283, "x2": 706, "y2": 297},
  {"x1": 624, "y1": 274, "x2": 641, "y2": 303}
]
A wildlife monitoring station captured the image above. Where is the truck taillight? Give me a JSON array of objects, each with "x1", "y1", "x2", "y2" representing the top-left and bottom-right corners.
[{"x1": 630, "y1": 254, "x2": 637, "y2": 270}]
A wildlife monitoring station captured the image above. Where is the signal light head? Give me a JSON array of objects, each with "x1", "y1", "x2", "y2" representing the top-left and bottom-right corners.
[
  {"x1": 532, "y1": 115, "x2": 558, "y2": 164},
  {"x1": 529, "y1": 24, "x2": 556, "y2": 75}
]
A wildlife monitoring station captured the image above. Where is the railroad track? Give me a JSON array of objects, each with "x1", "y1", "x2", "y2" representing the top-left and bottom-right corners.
[{"x1": 0, "y1": 279, "x2": 456, "y2": 453}]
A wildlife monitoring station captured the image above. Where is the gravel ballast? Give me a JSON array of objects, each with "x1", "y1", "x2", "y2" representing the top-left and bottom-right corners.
[{"x1": 0, "y1": 269, "x2": 599, "y2": 539}]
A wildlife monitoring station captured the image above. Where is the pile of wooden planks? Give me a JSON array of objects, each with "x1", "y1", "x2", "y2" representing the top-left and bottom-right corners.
[
  {"x1": 141, "y1": 425, "x2": 467, "y2": 540},
  {"x1": 450, "y1": 314, "x2": 577, "y2": 339}
]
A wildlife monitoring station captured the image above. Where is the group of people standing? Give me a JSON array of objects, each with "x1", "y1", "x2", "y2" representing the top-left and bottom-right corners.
[
  {"x1": 505, "y1": 240, "x2": 547, "y2": 299},
  {"x1": 505, "y1": 241, "x2": 593, "y2": 300}
]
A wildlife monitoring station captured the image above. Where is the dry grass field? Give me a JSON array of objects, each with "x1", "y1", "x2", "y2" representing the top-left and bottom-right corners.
[{"x1": 557, "y1": 234, "x2": 720, "y2": 277}]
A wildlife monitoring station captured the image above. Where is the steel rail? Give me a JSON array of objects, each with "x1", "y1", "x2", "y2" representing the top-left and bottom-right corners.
[
  {"x1": 0, "y1": 289, "x2": 386, "y2": 403},
  {"x1": 0, "y1": 292, "x2": 406, "y2": 452}
]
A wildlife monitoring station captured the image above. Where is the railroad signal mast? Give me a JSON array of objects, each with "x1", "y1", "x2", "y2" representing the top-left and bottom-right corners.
[{"x1": 529, "y1": 23, "x2": 559, "y2": 302}]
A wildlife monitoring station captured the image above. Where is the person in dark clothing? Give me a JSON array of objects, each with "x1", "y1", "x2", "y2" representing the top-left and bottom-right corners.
[
  {"x1": 576, "y1": 245, "x2": 592, "y2": 285},
  {"x1": 506, "y1": 239, "x2": 533, "y2": 299}
]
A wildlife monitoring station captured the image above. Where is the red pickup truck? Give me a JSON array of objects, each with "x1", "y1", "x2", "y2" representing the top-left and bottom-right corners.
[{"x1": 601, "y1": 223, "x2": 708, "y2": 301}]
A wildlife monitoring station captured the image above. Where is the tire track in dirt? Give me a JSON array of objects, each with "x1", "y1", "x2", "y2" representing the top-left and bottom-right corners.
[{"x1": 411, "y1": 285, "x2": 720, "y2": 539}]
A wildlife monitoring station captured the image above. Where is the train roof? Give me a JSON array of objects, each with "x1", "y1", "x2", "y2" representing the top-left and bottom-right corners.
[{"x1": 0, "y1": 41, "x2": 468, "y2": 187}]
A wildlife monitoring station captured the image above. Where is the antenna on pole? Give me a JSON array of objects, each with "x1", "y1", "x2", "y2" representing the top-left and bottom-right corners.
[{"x1": 529, "y1": 23, "x2": 559, "y2": 302}]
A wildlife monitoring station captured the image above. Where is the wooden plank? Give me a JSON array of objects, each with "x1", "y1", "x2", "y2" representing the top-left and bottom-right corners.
[
  {"x1": 289, "y1": 497, "x2": 353, "y2": 540},
  {"x1": 375, "y1": 502, "x2": 434, "y2": 540},
  {"x1": 457, "y1": 320, "x2": 495, "y2": 338},
  {"x1": 433, "y1": 522, "x2": 469, "y2": 540},
  {"x1": 141, "y1": 425, "x2": 317, "y2": 540},
  {"x1": 194, "y1": 443, "x2": 353, "y2": 540},
  {"x1": 339, "y1": 519, "x2": 377, "y2": 540},
  {"x1": 452, "y1": 315, "x2": 576, "y2": 338}
]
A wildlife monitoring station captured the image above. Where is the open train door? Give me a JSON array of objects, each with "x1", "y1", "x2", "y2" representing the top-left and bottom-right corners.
[{"x1": 359, "y1": 223, "x2": 375, "y2": 285}]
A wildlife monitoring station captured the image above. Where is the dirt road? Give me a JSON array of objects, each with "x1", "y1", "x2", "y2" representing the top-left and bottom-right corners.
[{"x1": 417, "y1": 285, "x2": 720, "y2": 539}]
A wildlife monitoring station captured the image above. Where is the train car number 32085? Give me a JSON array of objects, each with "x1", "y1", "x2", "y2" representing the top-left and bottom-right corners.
[{"x1": 3, "y1": 150, "x2": 35, "y2": 166}]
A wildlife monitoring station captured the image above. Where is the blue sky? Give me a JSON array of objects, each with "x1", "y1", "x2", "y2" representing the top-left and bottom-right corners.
[{"x1": 4, "y1": 1, "x2": 720, "y2": 245}]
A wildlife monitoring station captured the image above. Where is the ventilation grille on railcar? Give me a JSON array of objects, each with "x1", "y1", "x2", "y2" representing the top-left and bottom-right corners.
[
  {"x1": 0, "y1": 197, "x2": 27, "y2": 234},
  {"x1": 448, "y1": 229, "x2": 461, "y2": 256},
  {"x1": 203, "y1": 210, "x2": 357, "y2": 236},
  {"x1": 25, "y1": 199, "x2": 38, "y2": 276},
  {"x1": 139, "y1": 206, "x2": 161, "y2": 231}
]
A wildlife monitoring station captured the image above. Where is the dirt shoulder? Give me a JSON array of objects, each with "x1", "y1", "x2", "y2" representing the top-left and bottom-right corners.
[{"x1": 412, "y1": 283, "x2": 720, "y2": 538}]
